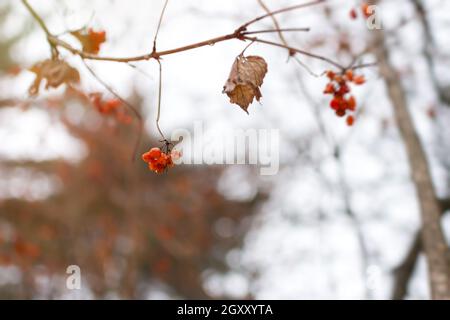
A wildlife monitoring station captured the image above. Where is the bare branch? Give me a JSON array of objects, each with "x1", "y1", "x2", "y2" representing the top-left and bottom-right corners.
[
  {"x1": 81, "y1": 59, "x2": 143, "y2": 161},
  {"x1": 256, "y1": 0, "x2": 289, "y2": 47},
  {"x1": 243, "y1": 27, "x2": 310, "y2": 36},
  {"x1": 23, "y1": 0, "x2": 346, "y2": 71},
  {"x1": 242, "y1": 0, "x2": 326, "y2": 30},
  {"x1": 243, "y1": 35, "x2": 344, "y2": 69},
  {"x1": 152, "y1": 0, "x2": 170, "y2": 52},
  {"x1": 392, "y1": 232, "x2": 422, "y2": 300},
  {"x1": 155, "y1": 59, "x2": 166, "y2": 141}
]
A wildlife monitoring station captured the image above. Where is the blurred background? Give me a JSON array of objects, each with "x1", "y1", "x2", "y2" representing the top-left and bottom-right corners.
[{"x1": 0, "y1": 0, "x2": 450, "y2": 299}]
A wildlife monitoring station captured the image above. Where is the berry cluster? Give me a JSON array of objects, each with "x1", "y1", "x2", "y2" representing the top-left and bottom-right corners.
[
  {"x1": 323, "y1": 70, "x2": 365, "y2": 126},
  {"x1": 90, "y1": 93, "x2": 132, "y2": 124},
  {"x1": 142, "y1": 147, "x2": 180, "y2": 174}
]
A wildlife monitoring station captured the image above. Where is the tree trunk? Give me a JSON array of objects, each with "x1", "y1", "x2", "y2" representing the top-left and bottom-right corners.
[{"x1": 373, "y1": 28, "x2": 450, "y2": 299}]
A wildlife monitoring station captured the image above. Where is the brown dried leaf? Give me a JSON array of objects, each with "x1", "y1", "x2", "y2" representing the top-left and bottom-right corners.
[
  {"x1": 223, "y1": 55, "x2": 268, "y2": 114},
  {"x1": 29, "y1": 59, "x2": 80, "y2": 96}
]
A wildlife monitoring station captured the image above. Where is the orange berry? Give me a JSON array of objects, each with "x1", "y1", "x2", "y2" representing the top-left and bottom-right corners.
[
  {"x1": 347, "y1": 96, "x2": 356, "y2": 111},
  {"x1": 326, "y1": 70, "x2": 336, "y2": 80},
  {"x1": 347, "y1": 115, "x2": 355, "y2": 126},
  {"x1": 353, "y1": 75, "x2": 366, "y2": 85},
  {"x1": 345, "y1": 69, "x2": 354, "y2": 81},
  {"x1": 323, "y1": 83, "x2": 335, "y2": 94},
  {"x1": 361, "y1": 3, "x2": 371, "y2": 19},
  {"x1": 142, "y1": 147, "x2": 162, "y2": 163}
]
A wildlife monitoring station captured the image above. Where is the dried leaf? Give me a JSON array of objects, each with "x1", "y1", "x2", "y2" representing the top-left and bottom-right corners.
[
  {"x1": 71, "y1": 28, "x2": 106, "y2": 55},
  {"x1": 28, "y1": 59, "x2": 80, "y2": 96},
  {"x1": 223, "y1": 55, "x2": 268, "y2": 114}
]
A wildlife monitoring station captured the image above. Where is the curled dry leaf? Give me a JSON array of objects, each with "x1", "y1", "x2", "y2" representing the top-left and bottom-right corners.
[
  {"x1": 223, "y1": 55, "x2": 268, "y2": 114},
  {"x1": 70, "y1": 28, "x2": 106, "y2": 55},
  {"x1": 29, "y1": 59, "x2": 80, "y2": 96}
]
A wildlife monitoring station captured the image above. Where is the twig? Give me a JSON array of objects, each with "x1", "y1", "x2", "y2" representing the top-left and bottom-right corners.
[
  {"x1": 153, "y1": 0, "x2": 170, "y2": 52},
  {"x1": 81, "y1": 59, "x2": 143, "y2": 161},
  {"x1": 243, "y1": 35, "x2": 344, "y2": 69},
  {"x1": 256, "y1": 0, "x2": 289, "y2": 47},
  {"x1": 25, "y1": 0, "x2": 343, "y2": 70},
  {"x1": 243, "y1": 27, "x2": 310, "y2": 35},
  {"x1": 21, "y1": 0, "x2": 59, "y2": 58},
  {"x1": 242, "y1": 0, "x2": 326, "y2": 30},
  {"x1": 155, "y1": 59, "x2": 166, "y2": 141}
]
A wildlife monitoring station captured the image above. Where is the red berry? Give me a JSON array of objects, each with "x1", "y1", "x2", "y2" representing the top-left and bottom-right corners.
[
  {"x1": 338, "y1": 84, "x2": 350, "y2": 95},
  {"x1": 347, "y1": 115, "x2": 355, "y2": 126},
  {"x1": 336, "y1": 109, "x2": 346, "y2": 117},
  {"x1": 330, "y1": 98, "x2": 341, "y2": 110},
  {"x1": 350, "y1": 8, "x2": 358, "y2": 20},
  {"x1": 347, "y1": 96, "x2": 356, "y2": 111},
  {"x1": 324, "y1": 83, "x2": 335, "y2": 94}
]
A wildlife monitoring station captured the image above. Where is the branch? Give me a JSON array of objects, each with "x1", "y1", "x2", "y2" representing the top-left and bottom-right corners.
[
  {"x1": 24, "y1": 0, "x2": 346, "y2": 70},
  {"x1": 242, "y1": 0, "x2": 326, "y2": 29},
  {"x1": 392, "y1": 232, "x2": 422, "y2": 300},
  {"x1": 391, "y1": 198, "x2": 450, "y2": 300},
  {"x1": 439, "y1": 198, "x2": 450, "y2": 212},
  {"x1": 243, "y1": 27, "x2": 310, "y2": 35},
  {"x1": 256, "y1": 0, "x2": 289, "y2": 47},
  {"x1": 152, "y1": 0, "x2": 170, "y2": 52},
  {"x1": 22, "y1": 0, "x2": 58, "y2": 57},
  {"x1": 412, "y1": 0, "x2": 450, "y2": 107},
  {"x1": 81, "y1": 60, "x2": 143, "y2": 161},
  {"x1": 243, "y1": 35, "x2": 344, "y2": 69}
]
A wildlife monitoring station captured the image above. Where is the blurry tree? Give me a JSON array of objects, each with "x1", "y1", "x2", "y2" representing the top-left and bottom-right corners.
[{"x1": 0, "y1": 91, "x2": 264, "y2": 299}]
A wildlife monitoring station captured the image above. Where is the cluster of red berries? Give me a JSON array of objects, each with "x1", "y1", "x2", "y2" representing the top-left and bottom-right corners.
[
  {"x1": 350, "y1": 2, "x2": 372, "y2": 20},
  {"x1": 142, "y1": 147, "x2": 180, "y2": 174},
  {"x1": 90, "y1": 93, "x2": 132, "y2": 124},
  {"x1": 323, "y1": 70, "x2": 365, "y2": 126}
]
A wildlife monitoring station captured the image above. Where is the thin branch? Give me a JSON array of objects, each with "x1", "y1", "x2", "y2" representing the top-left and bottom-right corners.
[
  {"x1": 391, "y1": 199, "x2": 450, "y2": 300},
  {"x1": 256, "y1": 0, "x2": 289, "y2": 46},
  {"x1": 243, "y1": 27, "x2": 310, "y2": 35},
  {"x1": 392, "y1": 231, "x2": 422, "y2": 300},
  {"x1": 439, "y1": 197, "x2": 450, "y2": 212},
  {"x1": 256, "y1": 0, "x2": 323, "y2": 76},
  {"x1": 25, "y1": 0, "x2": 342, "y2": 71},
  {"x1": 21, "y1": 0, "x2": 59, "y2": 58},
  {"x1": 81, "y1": 59, "x2": 143, "y2": 161},
  {"x1": 243, "y1": 35, "x2": 344, "y2": 69},
  {"x1": 21, "y1": 0, "x2": 51, "y2": 36},
  {"x1": 152, "y1": 0, "x2": 170, "y2": 52},
  {"x1": 47, "y1": 32, "x2": 238, "y2": 62},
  {"x1": 155, "y1": 59, "x2": 166, "y2": 141},
  {"x1": 242, "y1": 0, "x2": 326, "y2": 29}
]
